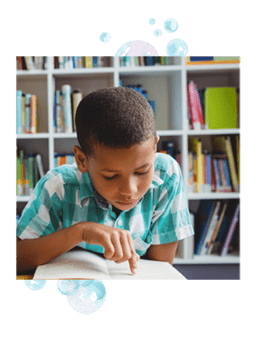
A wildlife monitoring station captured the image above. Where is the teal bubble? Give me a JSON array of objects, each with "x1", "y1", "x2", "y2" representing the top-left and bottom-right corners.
[
  {"x1": 67, "y1": 280, "x2": 106, "y2": 314},
  {"x1": 100, "y1": 32, "x2": 111, "y2": 43},
  {"x1": 164, "y1": 18, "x2": 178, "y2": 33},
  {"x1": 25, "y1": 280, "x2": 46, "y2": 291},
  {"x1": 166, "y1": 39, "x2": 188, "y2": 56},
  {"x1": 57, "y1": 280, "x2": 79, "y2": 296},
  {"x1": 149, "y1": 18, "x2": 155, "y2": 25},
  {"x1": 154, "y1": 29, "x2": 162, "y2": 37}
]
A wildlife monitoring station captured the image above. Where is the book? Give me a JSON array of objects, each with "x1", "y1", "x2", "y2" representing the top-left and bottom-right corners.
[
  {"x1": 194, "y1": 200, "x2": 216, "y2": 255},
  {"x1": 199, "y1": 201, "x2": 221, "y2": 255},
  {"x1": 30, "y1": 94, "x2": 37, "y2": 133},
  {"x1": 33, "y1": 248, "x2": 186, "y2": 280},
  {"x1": 61, "y1": 85, "x2": 73, "y2": 133},
  {"x1": 187, "y1": 81, "x2": 203, "y2": 129},
  {"x1": 214, "y1": 136, "x2": 239, "y2": 192},
  {"x1": 207, "y1": 201, "x2": 228, "y2": 254},
  {"x1": 196, "y1": 139, "x2": 203, "y2": 193},
  {"x1": 204, "y1": 87, "x2": 238, "y2": 129},
  {"x1": 220, "y1": 203, "x2": 240, "y2": 256},
  {"x1": 16, "y1": 90, "x2": 23, "y2": 134},
  {"x1": 186, "y1": 56, "x2": 240, "y2": 65},
  {"x1": 72, "y1": 90, "x2": 82, "y2": 131}
]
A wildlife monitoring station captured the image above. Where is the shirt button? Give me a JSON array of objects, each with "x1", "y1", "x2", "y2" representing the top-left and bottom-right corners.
[{"x1": 118, "y1": 219, "x2": 123, "y2": 226}]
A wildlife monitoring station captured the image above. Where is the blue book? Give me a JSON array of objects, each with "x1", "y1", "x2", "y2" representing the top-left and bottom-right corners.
[
  {"x1": 194, "y1": 200, "x2": 216, "y2": 255},
  {"x1": 61, "y1": 85, "x2": 73, "y2": 133},
  {"x1": 214, "y1": 159, "x2": 222, "y2": 190},
  {"x1": 72, "y1": 57, "x2": 76, "y2": 68},
  {"x1": 25, "y1": 94, "x2": 31, "y2": 133},
  {"x1": 93, "y1": 57, "x2": 98, "y2": 67},
  {"x1": 223, "y1": 159, "x2": 232, "y2": 190},
  {"x1": 190, "y1": 57, "x2": 214, "y2": 61},
  {"x1": 16, "y1": 90, "x2": 23, "y2": 134}
]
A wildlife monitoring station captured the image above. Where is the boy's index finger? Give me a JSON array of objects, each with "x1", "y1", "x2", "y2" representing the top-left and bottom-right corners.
[{"x1": 128, "y1": 253, "x2": 140, "y2": 275}]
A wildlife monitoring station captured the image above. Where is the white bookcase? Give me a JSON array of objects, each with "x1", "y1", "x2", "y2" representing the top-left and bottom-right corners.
[{"x1": 16, "y1": 56, "x2": 240, "y2": 265}]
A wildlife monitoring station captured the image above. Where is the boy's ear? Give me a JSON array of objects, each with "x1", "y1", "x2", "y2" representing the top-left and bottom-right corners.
[
  {"x1": 155, "y1": 135, "x2": 160, "y2": 152},
  {"x1": 73, "y1": 145, "x2": 88, "y2": 173}
]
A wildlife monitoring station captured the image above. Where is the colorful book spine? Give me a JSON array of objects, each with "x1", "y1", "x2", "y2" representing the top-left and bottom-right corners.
[
  {"x1": 225, "y1": 137, "x2": 239, "y2": 192},
  {"x1": 61, "y1": 85, "x2": 73, "y2": 133},
  {"x1": 21, "y1": 94, "x2": 26, "y2": 133},
  {"x1": 16, "y1": 90, "x2": 23, "y2": 134},
  {"x1": 25, "y1": 94, "x2": 31, "y2": 133},
  {"x1": 196, "y1": 140, "x2": 203, "y2": 193},
  {"x1": 30, "y1": 95, "x2": 37, "y2": 133},
  {"x1": 220, "y1": 204, "x2": 240, "y2": 256},
  {"x1": 72, "y1": 90, "x2": 82, "y2": 131},
  {"x1": 187, "y1": 81, "x2": 201, "y2": 130}
]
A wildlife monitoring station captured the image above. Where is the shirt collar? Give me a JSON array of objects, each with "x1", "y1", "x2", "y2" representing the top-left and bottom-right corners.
[{"x1": 79, "y1": 170, "x2": 164, "y2": 208}]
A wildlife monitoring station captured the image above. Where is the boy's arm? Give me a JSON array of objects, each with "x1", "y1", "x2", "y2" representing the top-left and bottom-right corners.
[
  {"x1": 143, "y1": 241, "x2": 178, "y2": 265},
  {"x1": 17, "y1": 223, "x2": 84, "y2": 274},
  {"x1": 17, "y1": 222, "x2": 139, "y2": 275}
]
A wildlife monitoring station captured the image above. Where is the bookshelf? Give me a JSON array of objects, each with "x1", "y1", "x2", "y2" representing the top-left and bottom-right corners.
[{"x1": 16, "y1": 56, "x2": 240, "y2": 266}]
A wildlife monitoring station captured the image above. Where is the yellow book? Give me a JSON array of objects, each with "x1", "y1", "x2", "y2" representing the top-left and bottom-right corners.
[
  {"x1": 85, "y1": 57, "x2": 93, "y2": 68},
  {"x1": 213, "y1": 136, "x2": 239, "y2": 192},
  {"x1": 225, "y1": 137, "x2": 239, "y2": 192},
  {"x1": 204, "y1": 87, "x2": 238, "y2": 129},
  {"x1": 236, "y1": 136, "x2": 240, "y2": 183}
]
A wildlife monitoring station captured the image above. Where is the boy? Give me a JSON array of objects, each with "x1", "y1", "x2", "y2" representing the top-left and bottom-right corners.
[{"x1": 17, "y1": 87, "x2": 194, "y2": 276}]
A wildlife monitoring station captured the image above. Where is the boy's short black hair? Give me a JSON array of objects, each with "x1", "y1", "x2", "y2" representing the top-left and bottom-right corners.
[{"x1": 75, "y1": 87, "x2": 156, "y2": 157}]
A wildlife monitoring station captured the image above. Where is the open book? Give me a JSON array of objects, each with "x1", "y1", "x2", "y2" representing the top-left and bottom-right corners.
[{"x1": 33, "y1": 248, "x2": 186, "y2": 280}]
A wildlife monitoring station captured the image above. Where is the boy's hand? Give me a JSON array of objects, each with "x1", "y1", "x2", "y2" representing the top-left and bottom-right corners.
[{"x1": 82, "y1": 222, "x2": 140, "y2": 274}]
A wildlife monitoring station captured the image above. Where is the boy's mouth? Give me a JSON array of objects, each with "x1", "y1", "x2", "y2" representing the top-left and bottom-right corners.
[{"x1": 116, "y1": 199, "x2": 138, "y2": 206}]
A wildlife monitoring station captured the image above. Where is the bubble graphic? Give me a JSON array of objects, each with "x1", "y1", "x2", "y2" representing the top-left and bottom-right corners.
[
  {"x1": 164, "y1": 18, "x2": 178, "y2": 33},
  {"x1": 57, "y1": 280, "x2": 79, "y2": 296},
  {"x1": 116, "y1": 40, "x2": 158, "y2": 56},
  {"x1": 67, "y1": 280, "x2": 106, "y2": 314},
  {"x1": 25, "y1": 280, "x2": 46, "y2": 291},
  {"x1": 166, "y1": 38, "x2": 188, "y2": 56},
  {"x1": 100, "y1": 32, "x2": 111, "y2": 43},
  {"x1": 149, "y1": 18, "x2": 155, "y2": 25},
  {"x1": 154, "y1": 29, "x2": 162, "y2": 37}
]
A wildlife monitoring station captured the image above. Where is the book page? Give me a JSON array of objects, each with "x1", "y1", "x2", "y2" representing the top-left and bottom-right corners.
[
  {"x1": 106, "y1": 259, "x2": 186, "y2": 280},
  {"x1": 34, "y1": 249, "x2": 111, "y2": 280}
]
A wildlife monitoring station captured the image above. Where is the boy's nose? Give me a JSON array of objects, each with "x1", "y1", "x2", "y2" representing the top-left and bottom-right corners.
[{"x1": 119, "y1": 178, "x2": 137, "y2": 197}]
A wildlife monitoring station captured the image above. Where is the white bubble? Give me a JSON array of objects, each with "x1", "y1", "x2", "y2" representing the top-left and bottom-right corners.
[
  {"x1": 116, "y1": 40, "x2": 159, "y2": 56},
  {"x1": 166, "y1": 39, "x2": 188, "y2": 56},
  {"x1": 25, "y1": 280, "x2": 46, "y2": 291},
  {"x1": 153, "y1": 28, "x2": 163, "y2": 37},
  {"x1": 163, "y1": 18, "x2": 179, "y2": 33},
  {"x1": 67, "y1": 280, "x2": 106, "y2": 314},
  {"x1": 57, "y1": 280, "x2": 79, "y2": 295},
  {"x1": 99, "y1": 31, "x2": 111, "y2": 44}
]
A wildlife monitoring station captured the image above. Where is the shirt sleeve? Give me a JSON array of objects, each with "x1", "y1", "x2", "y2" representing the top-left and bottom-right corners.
[
  {"x1": 150, "y1": 161, "x2": 194, "y2": 245},
  {"x1": 17, "y1": 172, "x2": 63, "y2": 240}
]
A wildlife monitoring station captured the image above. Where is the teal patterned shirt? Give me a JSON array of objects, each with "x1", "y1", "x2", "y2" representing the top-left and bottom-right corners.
[{"x1": 17, "y1": 153, "x2": 194, "y2": 256}]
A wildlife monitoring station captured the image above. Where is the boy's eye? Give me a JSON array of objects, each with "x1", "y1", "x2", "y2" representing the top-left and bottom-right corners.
[{"x1": 103, "y1": 170, "x2": 149, "y2": 180}]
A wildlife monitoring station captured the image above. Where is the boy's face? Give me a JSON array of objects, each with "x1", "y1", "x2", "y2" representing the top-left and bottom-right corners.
[{"x1": 74, "y1": 136, "x2": 159, "y2": 211}]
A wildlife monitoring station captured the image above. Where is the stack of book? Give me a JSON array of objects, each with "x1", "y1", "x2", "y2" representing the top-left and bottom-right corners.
[
  {"x1": 54, "y1": 153, "x2": 75, "y2": 167},
  {"x1": 54, "y1": 57, "x2": 108, "y2": 69},
  {"x1": 187, "y1": 81, "x2": 239, "y2": 130},
  {"x1": 119, "y1": 56, "x2": 171, "y2": 67},
  {"x1": 186, "y1": 56, "x2": 240, "y2": 65},
  {"x1": 17, "y1": 57, "x2": 48, "y2": 70},
  {"x1": 194, "y1": 200, "x2": 240, "y2": 257},
  {"x1": 16, "y1": 150, "x2": 44, "y2": 196},
  {"x1": 189, "y1": 136, "x2": 239, "y2": 193},
  {"x1": 16, "y1": 91, "x2": 38, "y2": 134},
  {"x1": 53, "y1": 86, "x2": 82, "y2": 133}
]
